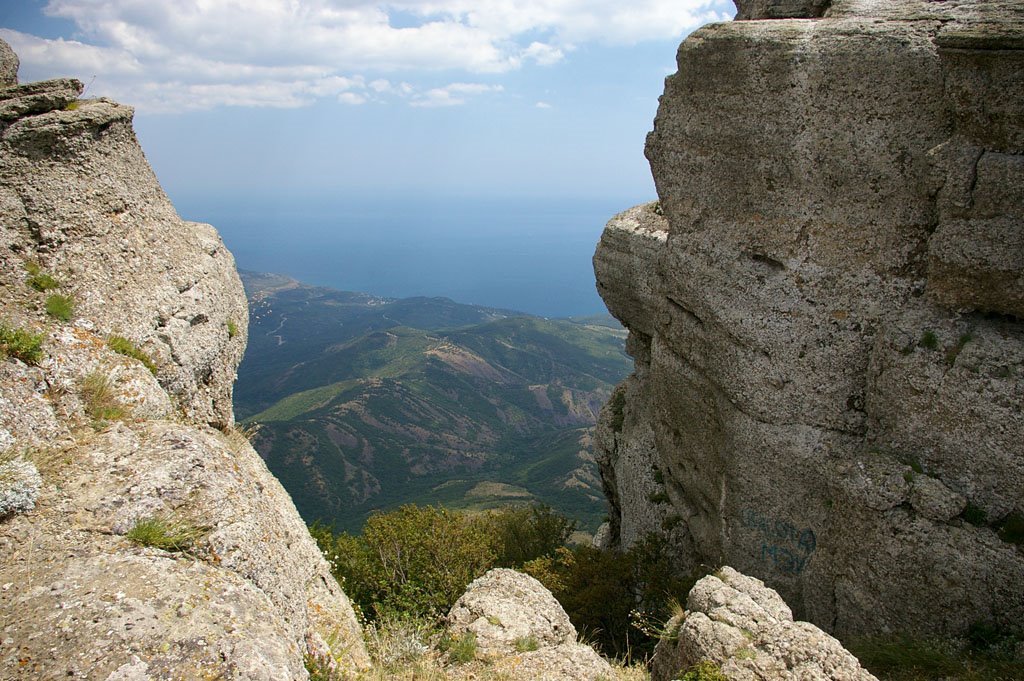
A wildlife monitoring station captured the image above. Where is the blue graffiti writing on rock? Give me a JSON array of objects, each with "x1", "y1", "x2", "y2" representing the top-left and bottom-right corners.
[{"x1": 741, "y1": 508, "x2": 817, "y2": 575}]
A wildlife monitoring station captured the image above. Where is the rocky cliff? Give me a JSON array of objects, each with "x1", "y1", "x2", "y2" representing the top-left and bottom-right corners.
[
  {"x1": 594, "y1": 0, "x2": 1023, "y2": 637},
  {"x1": 0, "y1": 43, "x2": 368, "y2": 678}
]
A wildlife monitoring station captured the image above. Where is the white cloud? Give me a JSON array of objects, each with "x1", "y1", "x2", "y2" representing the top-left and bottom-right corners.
[
  {"x1": 4, "y1": 1, "x2": 733, "y2": 112},
  {"x1": 411, "y1": 83, "x2": 503, "y2": 107},
  {"x1": 535, "y1": 101, "x2": 552, "y2": 109}
]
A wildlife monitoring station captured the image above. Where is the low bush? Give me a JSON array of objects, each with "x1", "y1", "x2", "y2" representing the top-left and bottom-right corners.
[
  {"x1": 24, "y1": 261, "x2": 59, "y2": 292},
  {"x1": 0, "y1": 323, "x2": 44, "y2": 365},
  {"x1": 312, "y1": 505, "x2": 495, "y2": 621},
  {"x1": 45, "y1": 294, "x2": 75, "y2": 321}
]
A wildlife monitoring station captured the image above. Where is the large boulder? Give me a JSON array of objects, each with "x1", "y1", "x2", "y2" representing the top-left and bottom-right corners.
[
  {"x1": 594, "y1": 0, "x2": 1024, "y2": 638},
  {"x1": 446, "y1": 568, "x2": 614, "y2": 681},
  {"x1": 652, "y1": 567, "x2": 877, "y2": 681}
]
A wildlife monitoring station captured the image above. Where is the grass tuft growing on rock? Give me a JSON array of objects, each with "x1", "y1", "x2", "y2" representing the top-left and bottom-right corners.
[
  {"x1": 79, "y1": 371, "x2": 127, "y2": 427},
  {"x1": 24, "y1": 261, "x2": 60, "y2": 292},
  {"x1": 227, "y1": 318, "x2": 238, "y2": 339},
  {"x1": 44, "y1": 294, "x2": 75, "y2": 322},
  {"x1": 107, "y1": 335, "x2": 158, "y2": 375},
  {"x1": 443, "y1": 632, "x2": 477, "y2": 664},
  {"x1": 512, "y1": 635, "x2": 539, "y2": 653},
  {"x1": 677, "y1": 660, "x2": 728, "y2": 681},
  {"x1": 126, "y1": 514, "x2": 205, "y2": 553},
  {"x1": 0, "y1": 323, "x2": 44, "y2": 365}
]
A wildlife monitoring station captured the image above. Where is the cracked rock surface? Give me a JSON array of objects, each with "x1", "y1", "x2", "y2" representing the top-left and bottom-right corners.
[
  {"x1": 652, "y1": 567, "x2": 877, "y2": 681},
  {"x1": 0, "y1": 39, "x2": 368, "y2": 679},
  {"x1": 594, "y1": 0, "x2": 1024, "y2": 637}
]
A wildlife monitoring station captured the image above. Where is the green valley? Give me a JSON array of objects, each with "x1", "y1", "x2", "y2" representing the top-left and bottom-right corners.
[{"x1": 235, "y1": 271, "x2": 631, "y2": 532}]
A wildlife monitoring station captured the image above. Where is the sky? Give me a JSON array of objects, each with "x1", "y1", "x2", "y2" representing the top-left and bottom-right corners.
[{"x1": 0, "y1": 1, "x2": 735, "y2": 204}]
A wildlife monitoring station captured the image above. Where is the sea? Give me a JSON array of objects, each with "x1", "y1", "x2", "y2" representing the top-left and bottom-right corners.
[{"x1": 175, "y1": 196, "x2": 645, "y2": 319}]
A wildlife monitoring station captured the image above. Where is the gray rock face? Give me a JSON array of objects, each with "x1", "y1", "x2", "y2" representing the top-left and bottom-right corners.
[
  {"x1": 652, "y1": 567, "x2": 877, "y2": 681},
  {"x1": 0, "y1": 39, "x2": 368, "y2": 678},
  {"x1": 733, "y1": 0, "x2": 831, "y2": 19},
  {"x1": 0, "y1": 39, "x2": 16, "y2": 86},
  {"x1": 446, "y1": 568, "x2": 614, "y2": 681},
  {"x1": 0, "y1": 73, "x2": 246, "y2": 428},
  {"x1": 594, "y1": 1, "x2": 1024, "y2": 637}
]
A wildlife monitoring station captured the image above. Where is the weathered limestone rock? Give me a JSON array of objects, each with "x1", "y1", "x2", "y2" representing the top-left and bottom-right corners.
[
  {"x1": 0, "y1": 68, "x2": 246, "y2": 427},
  {"x1": 0, "y1": 39, "x2": 16, "y2": 87},
  {"x1": 652, "y1": 567, "x2": 877, "y2": 681},
  {"x1": 733, "y1": 0, "x2": 831, "y2": 20},
  {"x1": 594, "y1": 0, "x2": 1024, "y2": 638},
  {"x1": 447, "y1": 568, "x2": 614, "y2": 681},
  {"x1": 0, "y1": 39, "x2": 368, "y2": 679}
]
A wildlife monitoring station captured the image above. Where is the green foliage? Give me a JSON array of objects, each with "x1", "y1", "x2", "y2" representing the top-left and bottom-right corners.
[
  {"x1": 945, "y1": 333, "x2": 973, "y2": 366},
  {"x1": 997, "y1": 512, "x2": 1024, "y2": 545},
  {"x1": 45, "y1": 294, "x2": 75, "y2": 321},
  {"x1": 227, "y1": 318, "x2": 238, "y2": 339},
  {"x1": 484, "y1": 503, "x2": 576, "y2": 568},
  {"x1": 444, "y1": 631, "x2": 477, "y2": 664},
  {"x1": 79, "y1": 371, "x2": 127, "y2": 426},
  {"x1": 0, "y1": 323, "x2": 44, "y2": 365},
  {"x1": 24, "y1": 261, "x2": 59, "y2": 292},
  {"x1": 107, "y1": 335, "x2": 158, "y2": 375},
  {"x1": 919, "y1": 330, "x2": 939, "y2": 351},
  {"x1": 962, "y1": 502, "x2": 987, "y2": 527},
  {"x1": 677, "y1": 661, "x2": 728, "y2": 681},
  {"x1": 313, "y1": 505, "x2": 495, "y2": 621},
  {"x1": 524, "y1": 533, "x2": 701, "y2": 661},
  {"x1": 648, "y1": 490, "x2": 670, "y2": 504},
  {"x1": 850, "y1": 627, "x2": 1024, "y2": 681},
  {"x1": 64, "y1": 99, "x2": 81, "y2": 111},
  {"x1": 513, "y1": 635, "x2": 539, "y2": 652},
  {"x1": 126, "y1": 514, "x2": 205, "y2": 553}
]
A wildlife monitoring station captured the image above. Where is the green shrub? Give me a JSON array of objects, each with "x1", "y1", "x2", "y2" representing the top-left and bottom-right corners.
[
  {"x1": 44, "y1": 294, "x2": 75, "y2": 321},
  {"x1": 312, "y1": 505, "x2": 495, "y2": 621},
  {"x1": 919, "y1": 330, "x2": 939, "y2": 351},
  {"x1": 24, "y1": 261, "x2": 59, "y2": 292},
  {"x1": 107, "y1": 335, "x2": 158, "y2": 375},
  {"x1": 227, "y1": 318, "x2": 238, "y2": 339},
  {"x1": 997, "y1": 512, "x2": 1024, "y2": 545},
  {"x1": 126, "y1": 514, "x2": 205, "y2": 552},
  {"x1": 0, "y1": 324, "x2": 44, "y2": 365},
  {"x1": 524, "y1": 533, "x2": 701, "y2": 661},
  {"x1": 484, "y1": 503, "x2": 576, "y2": 568}
]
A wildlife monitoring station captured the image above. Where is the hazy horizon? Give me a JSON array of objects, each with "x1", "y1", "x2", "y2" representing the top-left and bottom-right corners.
[{"x1": 179, "y1": 194, "x2": 646, "y2": 318}]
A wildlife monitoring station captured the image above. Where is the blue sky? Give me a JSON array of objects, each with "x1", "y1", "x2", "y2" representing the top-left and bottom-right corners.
[{"x1": 0, "y1": 1, "x2": 734, "y2": 204}]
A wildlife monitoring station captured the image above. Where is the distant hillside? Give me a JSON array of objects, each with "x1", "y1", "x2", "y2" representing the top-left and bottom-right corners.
[{"x1": 236, "y1": 271, "x2": 631, "y2": 532}]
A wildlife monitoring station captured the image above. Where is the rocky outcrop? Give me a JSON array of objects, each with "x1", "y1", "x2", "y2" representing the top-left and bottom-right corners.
[
  {"x1": 446, "y1": 568, "x2": 615, "y2": 681},
  {"x1": 652, "y1": 567, "x2": 877, "y2": 681},
  {"x1": 0, "y1": 40, "x2": 368, "y2": 679},
  {"x1": 0, "y1": 78, "x2": 246, "y2": 427},
  {"x1": 594, "y1": 0, "x2": 1024, "y2": 638}
]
